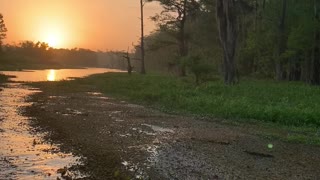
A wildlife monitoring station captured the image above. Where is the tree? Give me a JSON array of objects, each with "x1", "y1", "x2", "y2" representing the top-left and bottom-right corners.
[
  {"x1": 309, "y1": 0, "x2": 320, "y2": 84},
  {"x1": 0, "y1": 14, "x2": 8, "y2": 52},
  {"x1": 275, "y1": 0, "x2": 287, "y2": 81},
  {"x1": 216, "y1": 0, "x2": 238, "y2": 85},
  {"x1": 143, "y1": 0, "x2": 320, "y2": 85},
  {"x1": 140, "y1": 0, "x2": 146, "y2": 74},
  {"x1": 150, "y1": 0, "x2": 200, "y2": 76},
  {"x1": 122, "y1": 47, "x2": 133, "y2": 74}
]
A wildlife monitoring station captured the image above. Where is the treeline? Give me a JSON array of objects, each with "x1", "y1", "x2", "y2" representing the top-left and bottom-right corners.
[
  {"x1": 134, "y1": 0, "x2": 320, "y2": 85},
  {"x1": 1, "y1": 41, "x2": 97, "y2": 68},
  {"x1": 0, "y1": 41, "x2": 129, "y2": 70}
]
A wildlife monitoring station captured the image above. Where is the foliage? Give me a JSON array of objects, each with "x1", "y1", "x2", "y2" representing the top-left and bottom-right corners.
[
  {"x1": 140, "y1": 0, "x2": 320, "y2": 85},
  {"x1": 135, "y1": 0, "x2": 221, "y2": 74},
  {"x1": 182, "y1": 54, "x2": 216, "y2": 84}
]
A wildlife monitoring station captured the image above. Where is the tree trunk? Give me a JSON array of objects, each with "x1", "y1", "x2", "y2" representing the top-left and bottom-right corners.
[
  {"x1": 288, "y1": 57, "x2": 301, "y2": 81},
  {"x1": 311, "y1": 31, "x2": 320, "y2": 84},
  {"x1": 262, "y1": 0, "x2": 266, "y2": 9},
  {"x1": 275, "y1": 0, "x2": 287, "y2": 81},
  {"x1": 308, "y1": 0, "x2": 320, "y2": 85},
  {"x1": 140, "y1": 0, "x2": 146, "y2": 74},
  {"x1": 178, "y1": 24, "x2": 187, "y2": 76},
  {"x1": 124, "y1": 51, "x2": 133, "y2": 75},
  {"x1": 303, "y1": 50, "x2": 311, "y2": 82},
  {"x1": 216, "y1": 0, "x2": 238, "y2": 85},
  {"x1": 178, "y1": 0, "x2": 188, "y2": 77}
]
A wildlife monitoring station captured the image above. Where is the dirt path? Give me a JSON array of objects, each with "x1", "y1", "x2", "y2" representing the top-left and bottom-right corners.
[{"x1": 25, "y1": 89, "x2": 320, "y2": 179}]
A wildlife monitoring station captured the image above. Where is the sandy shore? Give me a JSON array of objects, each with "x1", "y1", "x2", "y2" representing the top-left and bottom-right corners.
[{"x1": 24, "y1": 86, "x2": 320, "y2": 179}]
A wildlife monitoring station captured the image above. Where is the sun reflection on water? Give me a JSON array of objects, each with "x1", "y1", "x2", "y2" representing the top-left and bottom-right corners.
[{"x1": 47, "y1": 69, "x2": 56, "y2": 81}]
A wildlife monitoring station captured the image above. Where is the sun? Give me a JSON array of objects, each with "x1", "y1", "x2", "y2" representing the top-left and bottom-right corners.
[
  {"x1": 45, "y1": 32, "x2": 62, "y2": 48},
  {"x1": 39, "y1": 24, "x2": 65, "y2": 48},
  {"x1": 46, "y1": 34, "x2": 60, "y2": 48}
]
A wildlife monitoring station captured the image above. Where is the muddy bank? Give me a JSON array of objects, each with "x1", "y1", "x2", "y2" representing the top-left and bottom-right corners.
[{"x1": 24, "y1": 85, "x2": 320, "y2": 179}]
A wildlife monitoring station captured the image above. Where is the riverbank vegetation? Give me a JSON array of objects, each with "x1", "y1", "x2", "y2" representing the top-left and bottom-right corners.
[{"x1": 32, "y1": 73, "x2": 320, "y2": 128}]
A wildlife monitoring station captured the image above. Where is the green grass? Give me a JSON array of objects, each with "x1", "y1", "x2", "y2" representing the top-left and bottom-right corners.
[{"x1": 34, "y1": 72, "x2": 320, "y2": 127}]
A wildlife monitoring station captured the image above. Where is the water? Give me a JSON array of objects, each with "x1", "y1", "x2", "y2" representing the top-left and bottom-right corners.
[
  {"x1": 141, "y1": 124, "x2": 174, "y2": 133},
  {"x1": 1, "y1": 68, "x2": 120, "y2": 82},
  {"x1": 0, "y1": 68, "x2": 118, "y2": 179}
]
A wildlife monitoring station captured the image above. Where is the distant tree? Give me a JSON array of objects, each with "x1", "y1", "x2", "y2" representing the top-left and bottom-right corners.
[
  {"x1": 119, "y1": 47, "x2": 133, "y2": 74},
  {"x1": 0, "y1": 14, "x2": 8, "y2": 52}
]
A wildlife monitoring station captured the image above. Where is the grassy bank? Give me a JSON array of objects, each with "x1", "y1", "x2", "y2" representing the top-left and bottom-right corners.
[{"x1": 32, "y1": 72, "x2": 320, "y2": 128}]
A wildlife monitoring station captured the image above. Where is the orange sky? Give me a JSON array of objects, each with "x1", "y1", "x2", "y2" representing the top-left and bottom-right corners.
[{"x1": 0, "y1": 0, "x2": 161, "y2": 51}]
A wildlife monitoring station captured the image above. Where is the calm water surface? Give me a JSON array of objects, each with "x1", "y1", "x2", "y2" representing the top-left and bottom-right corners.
[
  {"x1": 1, "y1": 68, "x2": 120, "y2": 82},
  {"x1": 0, "y1": 68, "x2": 119, "y2": 179}
]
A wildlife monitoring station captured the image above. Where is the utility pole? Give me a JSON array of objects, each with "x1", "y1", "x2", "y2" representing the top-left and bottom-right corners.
[{"x1": 140, "y1": 0, "x2": 146, "y2": 74}]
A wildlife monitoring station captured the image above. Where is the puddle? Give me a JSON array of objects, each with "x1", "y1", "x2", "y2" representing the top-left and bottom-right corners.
[
  {"x1": 0, "y1": 83, "x2": 84, "y2": 179},
  {"x1": 141, "y1": 124, "x2": 174, "y2": 133},
  {"x1": 121, "y1": 160, "x2": 145, "y2": 179},
  {"x1": 121, "y1": 143, "x2": 161, "y2": 179},
  {"x1": 87, "y1": 92, "x2": 103, "y2": 96},
  {"x1": 119, "y1": 124, "x2": 173, "y2": 178}
]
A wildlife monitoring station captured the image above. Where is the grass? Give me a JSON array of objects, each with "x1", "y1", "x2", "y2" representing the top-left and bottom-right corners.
[{"x1": 33, "y1": 72, "x2": 320, "y2": 128}]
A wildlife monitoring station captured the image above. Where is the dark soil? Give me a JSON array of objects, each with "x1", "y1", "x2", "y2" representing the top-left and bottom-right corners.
[{"x1": 24, "y1": 87, "x2": 320, "y2": 180}]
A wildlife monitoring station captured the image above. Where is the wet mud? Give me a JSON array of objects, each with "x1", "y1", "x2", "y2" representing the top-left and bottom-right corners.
[
  {"x1": 23, "y1": 86, "x2": 320, "y2": 179},
  {"x1": 0, "y1": 83, "x2": 84, "y2": 179}
]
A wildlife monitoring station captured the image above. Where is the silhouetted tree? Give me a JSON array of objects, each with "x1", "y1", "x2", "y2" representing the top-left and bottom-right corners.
[
  {"x1": 0, "y1": 14, "x2": 8, "y2": 52},
  {"x1": 122, "y1": 48, "x2": 133, "y2": 74}
]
